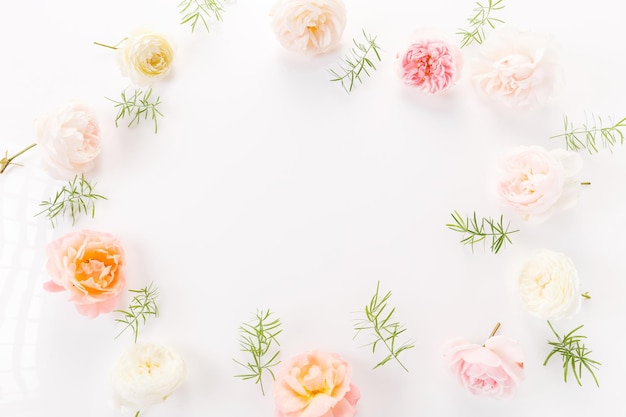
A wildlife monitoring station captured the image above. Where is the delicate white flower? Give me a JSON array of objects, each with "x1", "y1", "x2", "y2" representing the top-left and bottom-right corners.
[
  {"x1": 111, "y1": 343, "x2": 185, "y2": 412},
  {"x1": 497, "y1": 146, "x2": 583, "y2": 223},
  {"x1": 270, "y1": 0, "x2": 347, "y2": 55},
  {"x1": 471, "y1": 26, "x2": 562, "y2": 110},
  {"x1": 35, "y1": 100, "x2": 101, "y2": 179},
  {"x1": 518, "y1": 249, "x2": 581, "y2": 320},
  {"x1": 119, "y1": 29, "x2": 174, "y2": 86}
]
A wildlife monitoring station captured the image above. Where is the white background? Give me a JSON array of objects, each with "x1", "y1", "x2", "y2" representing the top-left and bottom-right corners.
[{"x1": 2, "y1": 0, "x2": 626, "y2": 416}]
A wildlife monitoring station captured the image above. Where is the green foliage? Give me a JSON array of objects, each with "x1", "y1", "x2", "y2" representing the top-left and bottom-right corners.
[
  {"x1": 354, "y1": 281, "x2": 414, "y2": 372},
  {"x1": 233, "y1": 309, "x2": 282, "y2": 395},
  {"x1": 550, "y1": 114, "x2": 626, "y2": 154},
  {"x1": 544, "y1": 321, "x2": 601, "y2": 387},
  {"x1": 446, "y1": 211, "x2": 519, "y2": 254},
  {"x1": 107, "y1": 87, "x2": 163, "y2": 134},
  {"x1": 457, "y1": 0, "x2": 505, "y2": 47},
  {"x1": 178, "y1": 0, "x2": 224, "y2": 32},
  {"x1": 329, "y1": 30, "x2": 382, "y2": 94},
  {"x1": 115, "y1": 283, "x2": 160, "y2": 343},
  {"x1": 35, "y1": 174, "x2": 107, "y2": 227}
]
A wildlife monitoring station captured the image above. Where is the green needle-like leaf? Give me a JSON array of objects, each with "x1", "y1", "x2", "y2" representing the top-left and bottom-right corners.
[
  {"x1": 446, "y1": 210, "x2": 519, "y2": 254},
  {"x1": 328, "y1": 30, "x2": 382, "y2": 94},
  {"x1": 178, "y1": 0, "x2": 225, "y2": 32},
  {"x1": 114, "y1": 283, "x2": 160, "y2": 343},
  {"x1": 550, "y1": 113, "x2": 626, "y2": 154},
  {"x1": 107, "y1": 87, "x2": 163, "y2": 133},
  {"x1": 457, "y1": 0, "x2": 505, "y2": 47}
]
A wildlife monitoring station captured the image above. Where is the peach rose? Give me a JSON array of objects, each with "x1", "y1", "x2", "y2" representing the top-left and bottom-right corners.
[
  {"x1": 35, "y1": 101, "x2": 101, "y2": 179},
  {"x1": 270, "y1": 0, "x2": 347, "y2": 55},
  {"x1": 471, "y1": 26, "x2": 562, "y2": 109},
  {"x1": 119, "y1": 28, "x2": 174, "y2": 86},
  {"x1": 443, "y1": 335, "x2": 524, "y2": 398},
  {"x1": 273, "y1": 350, "x2": 360, "y2": 417},
  {"x1": 397, "y1": 29, "x2": 463, "y2": 94},
  {"x1": 43, "y1": 229, "x2": 126, "y2": 318},
  {"x1": 497, "y1": 146, "x2": 583, "y2": 223}
]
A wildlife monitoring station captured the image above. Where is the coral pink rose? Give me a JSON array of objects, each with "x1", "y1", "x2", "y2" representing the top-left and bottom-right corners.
[
  {"x1": 397, "y1": 29, "x2": 463, "y2": 94},
  {"x1": 35, "y1": 100, "x2": 101, "y2": 179},
  {"x1": 471, "y1": 26, "x2": 562, "y2": 109},
  {"x1": 497, "y1": 146, "x2": 583, "y2": 223},
  {"x1": 270, "y1": 0, "x2": 347, "y2": 55},
  {"x1": 43, "y1": 229, "x2": 126, "y2": 318},
  {"x1": 273, "y1": 350, "x2": 360, "y2": 417},
  {"x1": 443, "y1": 335, "x2": 524, "y2": 398}
]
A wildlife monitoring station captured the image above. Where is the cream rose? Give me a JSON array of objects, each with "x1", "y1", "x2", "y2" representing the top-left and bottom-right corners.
[
  {"x1": 471, "y1": 26, "x2": 562, "y2": 109},
  {"x1": 111, "y1": 342, "x2": 186, "y2": 412},
  {"x1": 270, "y1": 0, "x2": 347, "y2": 55},
  {"x1": 119, "y1": 29, "x2": 174, "y2": 86},
  {"x1": 518, "y1": 249, "x2": 581, "y2": 320},
  {"x1": 497, "y1": 146, "x2": 583, "y2": 223},
  {"x1": 35, "y1": 101, "x2": 101, "y2": 179},
  {"x1": 43, "y1": 229, "x2": 125, "y2": 318}
]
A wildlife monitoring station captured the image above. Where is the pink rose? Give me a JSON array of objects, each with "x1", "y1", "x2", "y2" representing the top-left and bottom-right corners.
[
  {"x1": 471, "y1": 26, "x2": 562, "y2": 109},
  {"x1": 397, "y1": 29, "x2": 463, "y2": 94},
  {"x1": 273, "y1": 350, "x2": 360, "y2": 417},
  {"x1": 35, "y1": 101, "x2": 101, "y2": 179},
  {"x1": 270, "y1": 0, "x2": 347, "y2": 55},
  {"x1": 43, "y1": 229, "x2": 126, "y2": 318},
  {"x1": 443, "y1": 335, "x2": 524, "y2": 398},
  {"x1": 497, "y1": 145, "x2": 583, "y2": 223}
]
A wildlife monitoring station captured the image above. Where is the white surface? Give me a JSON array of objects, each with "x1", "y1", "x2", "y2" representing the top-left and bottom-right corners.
[{"x1": 2, "y1": 0, "x2": 626, "y2": 416}]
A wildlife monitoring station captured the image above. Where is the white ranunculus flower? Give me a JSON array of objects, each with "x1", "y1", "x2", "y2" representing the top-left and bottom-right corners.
[
  {"x1": 118, "y1": 29, "x2": 174, "y2": 86},
  {"x1": 518, "y1": 249, "x2": 581, "y2": 320},
  {"x1": 270, "y1": 0, "x2": 347, "y2": 55},
  {"x1": 111, "y1": 343, "x2": 185, "y2": 412},
  {"x1": 35, "y1": 100, "x2": 101, "y2": 179},
  {"x1": 471, "y1": 26, "x2": 562, "y2": 110}
]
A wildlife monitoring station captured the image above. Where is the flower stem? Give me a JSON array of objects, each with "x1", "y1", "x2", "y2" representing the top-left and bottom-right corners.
[
  {"x1": 488, "y1": 322, "x2": 501, "y2": 338},
  {"x1": 134, "y1": 411, "x2": 140, "y2": 417},
  {"x1": 581, "y1": 181, "x2": 591, "y2": 186},
  {"x1": 93, "y1": 37, "x2": 127, "y2": 50},
  {"x1": 0, "y1": 143, "x2": 37, "y2": 174}
]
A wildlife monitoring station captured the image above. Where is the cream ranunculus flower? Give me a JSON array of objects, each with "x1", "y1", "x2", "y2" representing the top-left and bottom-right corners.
[
  {"x1": 111, "y1": 343, "x2": 185, "y2": 413},
  {"x1": 518, "y1": 249, "x2": 581, "y2": 320},
  {"x1": 471, "y1": 26, "x2": 562, "y2": 110},
  {"x1": 270, "y1": 0, "x2": 347, "y2": 55},
  {"x1": 119, "y1": 29, "x2": 174, "y2": 86}
]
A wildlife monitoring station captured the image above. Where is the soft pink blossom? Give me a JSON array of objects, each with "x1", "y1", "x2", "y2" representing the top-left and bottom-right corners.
[
  {"x1": 497, "y1": 145, "x2": 583, "y2": 223},
  {"x1": 43, "y1": 229, "x2": 126, "y2": 318},
  {"x1": 443, "y1": 335, "x2": 524, "y2": 398},
  {"x1": 270, "y1": 0, "x2": 347, "y2": 55},
  {"x1": 273, "y1": 350, "x2": 360, "y2": 417},
  {"x1": 471, "y1": 26, "x2": 562, "y2": 109},
  {"x1": 35, "y1": 101, "x2": 101, "y2": 179},
  {"x1": 397, "y1": 29, "x2": 463, "y2": 94}
]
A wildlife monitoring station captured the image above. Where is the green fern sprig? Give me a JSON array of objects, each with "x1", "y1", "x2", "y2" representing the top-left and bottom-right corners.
[
  {"x1": 329, "y1": 30, "x2": 382, "y2": 94},
  {"x1": 550, "y1": 114, "x2": 626, "y2": 154},
  {"x1": 233, "y1": 309, "x2": 282, "y2": 395},
  {"x1": 544, "y1": 321, "x2": 601, "y2": 387},
  {"x1": 457, "y1": 0, "x2": 505, "y2": 48},
  {"x1": 35, "y1": 174, "x2": 107, "y2": 227},
  {"x1": 178, "y1": 0, "x2": 225, "y2": 32},
  {"x1": 114, "y1": 283, "x2": 160, "y2": 343},
  {"x1": 107, "y1": 87, "x2": 163, "y2": 134},
  {"x1": 354, "y1": 281, "x2": 414, "y2": 372},
  {"x1": 446, "y1": 210, "x2": 519, "y2": 254}
]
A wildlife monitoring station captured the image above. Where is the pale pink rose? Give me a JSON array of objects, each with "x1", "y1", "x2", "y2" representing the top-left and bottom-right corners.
[
  {"x1": 497, "y1": 146, "x2": 583, "y2": 223},
  {"x1": 397, "y1": 29, "x2": 463, "y2": 94},
  {"x1": 43, "y1": 229, "x2": 126, "y2": 318},
  {"x1": 471, "y1": 26, "x2": 562, "y2": 109},
  {"x1": 273, "y1": 350, "x2": 360, "y2": 417},
  {"x1": 270, "y1": 0, "x2": 347, "y2": 55},
  {"x1": 35, "y1": 101, "x2": 101, "y2": 179},
  {"x1": 443, "y1": 335, "x2": 524, "y2": 398}
]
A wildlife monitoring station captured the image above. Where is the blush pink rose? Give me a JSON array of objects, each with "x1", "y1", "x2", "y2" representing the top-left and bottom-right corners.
[
  {"x1": 43, "y1": 229, "x2": 126, "y2": 318},
  {"x1": 35, "y1": 101, "x2": 101, "y2": 179},
  {"x1": 443, "y1": 335, "x2": 524, "y2": 398},
  {"x1": 471, "y1": 26, "x2": 562, "y2": 109},
  {"x1": 270, "y1": 0, "x2": 347, "y2": 55},
  {"x1": 497, "y1": 146, "x2": 583, "y2": 223},
  {"x1": 397, "y1": 29, "x2": 463, "y2": 94},
  {"x1": 273, "y1": 350, "x2": 360, "y2": 417}
]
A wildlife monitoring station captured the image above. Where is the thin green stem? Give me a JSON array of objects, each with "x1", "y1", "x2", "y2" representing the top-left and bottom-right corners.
[{"x1": 1, "y1": 143, "x2": 37, "y2": 174}]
